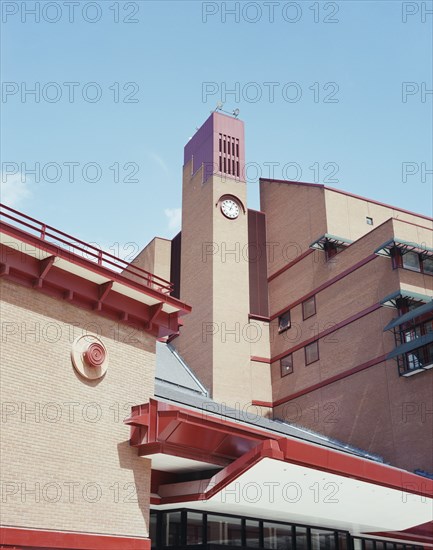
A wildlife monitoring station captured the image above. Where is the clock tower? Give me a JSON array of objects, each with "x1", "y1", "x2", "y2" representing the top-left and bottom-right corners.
[{"x1": 174, "y1": 111, "x2": 258, "y2": 406}]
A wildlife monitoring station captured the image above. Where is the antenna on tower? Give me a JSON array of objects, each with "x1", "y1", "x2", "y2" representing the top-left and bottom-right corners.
[{"x1": 213, "y1": 103, "x2": 240, "y2": 118}]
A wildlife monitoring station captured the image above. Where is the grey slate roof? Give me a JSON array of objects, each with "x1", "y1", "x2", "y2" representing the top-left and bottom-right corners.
[
  {"x1": 155, "y1": 342, "x2": 384, "y2": 463},
  {"x1": 155, "y1": 342, "x2": 208, "y2": 396}
]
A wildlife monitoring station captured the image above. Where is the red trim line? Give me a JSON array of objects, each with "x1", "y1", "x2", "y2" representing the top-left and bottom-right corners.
[
  {"x1": 150, "y1": 432, "x2": 433, "y2": 505},
  {"x1": 260, "y1": 179, "x2": 433, "y2": 222},
  {"x1": 271, "y1": 254, "x2": 378, "y2": 320},
  {"x1": 251, "y1": 356, "x2": 271, "y2": 364},
  {"x1": 252, "y1": 399, "x2": 273, "y2": 407},
  {"x1": 248, "y1": 313, "x2": 271, "y2": 322},
  {"x1": 271, "y1": 303, "x2": 382, "y2": 363},
  {"x1": 368, "y1": 523, "x2": 433, "y2": 547},
  {"x1": 255, "y1": 353, "x2": 388, "y2": 408},
  {"x1": 268, "y1": 249, "x2": 314, "y2": 282},
  {"x1": 0, "y1": 527, "x2": 150, "y2": 549}
]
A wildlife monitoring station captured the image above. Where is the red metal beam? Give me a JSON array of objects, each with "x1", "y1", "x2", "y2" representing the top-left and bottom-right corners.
[
  {"x1": 0, "y1": 220, "x2": 191, "y2": 315},
  {"x1": 0, "y1": 243, "x2": 185, "y2": 337},
  {"x1": 34, "y1": 255, "x2": 55, "y2": 288},
  {"x1": 130, "y1": 399, "x2": 433, "y2": 505},
  {"x1": 95, "y1": 281, "x2": 113, "y2": 311}
]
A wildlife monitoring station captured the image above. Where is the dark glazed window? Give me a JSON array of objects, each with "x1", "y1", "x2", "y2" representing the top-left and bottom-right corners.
[
  {"x1": 281, "y1": 354, "x2": 294, "y2": 376},
  {"x1": 303, "y1": 296, "x2": 316, "y2": 320},
  {"x1": 278, "y1": 310, "x2": 291, "y2": 332},
  {"x1": 305, "y1": 341, "x2": 319, "y2": 365}
]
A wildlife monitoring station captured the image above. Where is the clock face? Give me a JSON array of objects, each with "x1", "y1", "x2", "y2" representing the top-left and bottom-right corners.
[{"x1": 221, "y1": 199, "x2": 240, "y2": 219}]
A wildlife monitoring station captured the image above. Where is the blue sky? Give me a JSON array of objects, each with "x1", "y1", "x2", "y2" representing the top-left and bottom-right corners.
[{"x1": 1, "y1": 0, "x2": 432, "y2": 258}]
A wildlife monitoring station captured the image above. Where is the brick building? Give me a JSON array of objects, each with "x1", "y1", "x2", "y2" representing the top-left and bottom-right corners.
[{"x1": 1, "y1": 111, "x2": 432, "y2": 549}]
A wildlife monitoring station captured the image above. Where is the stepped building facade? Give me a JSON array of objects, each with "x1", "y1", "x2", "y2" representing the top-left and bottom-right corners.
[{"x1": 1, "y1": 112, "x2": 432, "y2": 549}]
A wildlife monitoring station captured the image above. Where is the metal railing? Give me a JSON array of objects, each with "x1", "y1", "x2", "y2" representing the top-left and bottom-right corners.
[{"x1": 0, "y1": 203, "x2": 173, "y2": 294}]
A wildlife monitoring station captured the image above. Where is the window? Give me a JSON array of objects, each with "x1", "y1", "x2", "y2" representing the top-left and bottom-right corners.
[
  {"x1": 423, "y1": 257, "x2": 433, "y2": 274},
  {"x1": 278, "y1": 311, "x2": 291, "y2": 332},
  {"x1": 162, "y1": 511, "x2": 182, "y2": 547},
  {"x1": 245, "y1": 520, "x2": 261, "y2": 548},
  {"x1": 404, "y1": 326, "x2": 421, "y2": 342},
  {"x1": 305, "y1": 341, "x2": 319, "y2": 365},
  {"x1": 294, "y1": 526, "x2": 308, "y2": 550},
  {"x1": 187, "y1": 511, "x2": 203, "y2": 545},
  {"x1": 311, "y1": 528, "x2": 336, "y2": 550},
  {"x1": 263, "y1": 522, "x2": 293, "y2": 549},
  {"x1": 207, "y1": 514, "x2": 242, "y2": 546},
  {"x1": 400, "y1": 343, "x2": 433, "y2": 375},
  {"x1": 302, "y1": 296, "x2": 316, "y2": 320},
  {"x1": 280, "y1": 354, "x2": 293, "y2": 376},
  {"x1": 366, "y1": 216, "x2": 374, "y2": 225},
  {"x1": 402, "y1": 251, "x2": 421, "y2": 272},
  {"x1": 324, "y1": 241, "x2": 345, "y2": 261}
]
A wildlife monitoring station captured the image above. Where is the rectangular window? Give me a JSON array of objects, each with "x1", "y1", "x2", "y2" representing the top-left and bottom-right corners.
[
  {"x1": 207, "y1": 514, "x2": 242, "y2": 546},
  {"x1": 302, "y1": 296, "x2": 316, "y2": 320},
  {"x1": 294, "y1": 526, "x2": 308, "y2": 550},
  {"x1": 280, "y1": 354, "x2": 293, "y2": 376},
  {"x1": 263, "y1": 522, "x2": 293, "y2": 549},
  {"x1": 423, "y1": 257, "x2": 433, "y2": 274},
  {"x1": 305, "y1": 341, "x2": 319, "y2": 365},
  {"x1": 187, "y1": 511, "x2": 203, "y2": 545},
  {"x1": 402, "y1": 251, "x2": 421, "y2": 272},
  {"x1": 278, "y1": 311, "x2": 291, "y2": 332},
  {"x1": 311, "y1": 528, "x2": 336, "y2": 550},
  {"x1": 404, "y1": 326, "x2": 421, "y2": 342},
  {"x1": 162, "y1": 511, "x2": 182, "y2": 547},
  {"x1": 366, "y1": 216, "x2": 373, "y2": 225},
  {"x1": 245, "y1": 519, "x2": 261, "y2": 548},
  {"x1": 406, "y1": 351, "x2": 422, "y2": 371}
]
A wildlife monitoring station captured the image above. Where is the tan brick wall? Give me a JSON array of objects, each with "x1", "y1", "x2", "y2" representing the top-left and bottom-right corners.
[
  {"x1": 259, "y1": 181, "x2": 328, "y2": 278},
  {"x1": 325, "y1": 188, "x2": 433, "y2": 242},
  {"x1": 0, "y1": 279, "x2": 154, "y2": 537},
  {"x1": 175, "y1": 162, "x2": 214, "y2": 393},
  {"x1": 176, "y1": 162, "x2": 260, "y2": 408},
  {"x1": 265, "y1": 190, "x2": 433, "y2": 473},
  {"x1": 273, "y1": 360, "x2": 433, "y2": 473},
  {"x1": 124, "y1": 237, "x2": 172, "y2": 286}
]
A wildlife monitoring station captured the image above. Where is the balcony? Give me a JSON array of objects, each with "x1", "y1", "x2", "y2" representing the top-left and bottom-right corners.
[{"x1": 0, "y1": 203, "x2": 190, "y2": 336}]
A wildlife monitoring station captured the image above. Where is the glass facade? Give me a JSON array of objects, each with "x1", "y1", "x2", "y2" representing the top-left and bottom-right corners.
[{"x1": 150, "y1": 509, "x2": 422, "y2": 550}]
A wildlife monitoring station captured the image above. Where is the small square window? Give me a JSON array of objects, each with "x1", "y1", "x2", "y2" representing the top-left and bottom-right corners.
[
  {"x1": 423, "y1": 257, "x2": 433, "y2": 274},
  {"x1": 305, "y1": 341, "x2": 319, "y2": 365},
  {"x1": 402, "y1": 251, "x2": 421, "y2": 272},
  {"x1": 278, "y1": 311, "x2": 291, "y2": 332},
  {"x1": 280, "y1": 354, "x2": 293, "y2": 376},
  {"x1": 302, "y1": 296, "x2": 316, "y2": 320},
  {"x1": 366, "y1": 216, "x2": 373, "y2": 225}
]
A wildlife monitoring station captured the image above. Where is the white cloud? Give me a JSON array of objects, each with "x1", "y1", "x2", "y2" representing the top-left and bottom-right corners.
[
  {"x1": 164, "y1": 208, "x2": 181, "y2": 232},
  {"x1": 0, "y1": 172, "x2": 31, "y2": 207}
]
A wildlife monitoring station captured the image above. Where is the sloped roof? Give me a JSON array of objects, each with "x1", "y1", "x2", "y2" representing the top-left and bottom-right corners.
[{"x1": 155, "y1": 343, "x2": 383, "y2": 462}]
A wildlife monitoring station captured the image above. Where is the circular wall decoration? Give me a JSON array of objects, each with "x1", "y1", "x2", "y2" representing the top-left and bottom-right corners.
[{"x1": 71, "y1": 335, "x2": 109, "y2": 380}]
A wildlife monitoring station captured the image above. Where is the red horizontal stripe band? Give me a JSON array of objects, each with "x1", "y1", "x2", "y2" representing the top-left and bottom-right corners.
[
  {"x1": 252, "y1": 353, "x2": 387, "y2": 409},
  {"x1": 271, "y1": 303, "x2": 382, "y2": 363},
  {"x1": 0, "y1": 527, "x2": 150, "y2": 549},
  {"x1": 268, "y1": 249, "x2": 314, "y2": 282},
  {"x1": 251, "y1": 356, "x2": 271, "y2": 364},
  {"x1": 271, "y1": 254, "x2": 378, "y2": 321}
]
